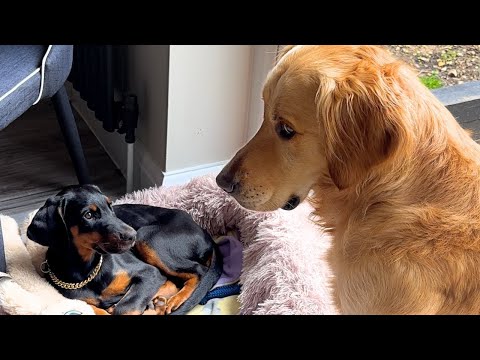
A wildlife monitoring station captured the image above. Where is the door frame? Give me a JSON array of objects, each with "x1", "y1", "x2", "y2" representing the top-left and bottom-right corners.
[{"x1": 245, "y1": 45, "x2": 280, "y2": 140}]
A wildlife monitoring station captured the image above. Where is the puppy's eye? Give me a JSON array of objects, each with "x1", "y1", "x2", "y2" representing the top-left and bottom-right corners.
[
  {"x1": 84, "y1": 211, "x2": 93, "y2": 220},
  {"x1": 276, "y1": 122, "x2": 296, "y2": 140}
]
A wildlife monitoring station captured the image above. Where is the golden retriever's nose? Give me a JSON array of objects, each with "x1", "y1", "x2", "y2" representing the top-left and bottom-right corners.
[{"x1": 216, "y1": 171, "x2": 238, "y2": 194}]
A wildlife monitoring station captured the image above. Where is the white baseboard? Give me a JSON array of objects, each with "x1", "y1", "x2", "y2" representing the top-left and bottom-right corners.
[
  {"x1": 162, "y1": 161, "x2": 227, "y2": 187},
  {"x1": 131, "y1": 142, "x2": 226, "y2": 189}
]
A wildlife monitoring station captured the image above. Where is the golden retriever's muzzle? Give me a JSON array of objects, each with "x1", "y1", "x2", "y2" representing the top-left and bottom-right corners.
[
  {"x1": 216, "y1": 169, "x2": 239, "y2": 194},
  {"x1": 216, "y1": 161, "x2": 301, "y2": 211},
  {"x1": 216, "y1": 155, "x2": 243, "y2": 195}
]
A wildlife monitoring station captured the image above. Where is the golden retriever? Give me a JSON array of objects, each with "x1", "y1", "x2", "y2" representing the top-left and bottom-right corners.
[{"x1": 216, "y1": 45, "x2": 480, "y2": 314}]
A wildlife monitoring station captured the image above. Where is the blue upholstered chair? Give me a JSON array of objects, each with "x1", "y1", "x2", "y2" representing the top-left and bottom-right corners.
[
  {"x1": 0, "y1": 45, "x2": 91, "y2": 273},
  {"x1": 0, "y1": 45, "x2": 90, "y2": 184}
]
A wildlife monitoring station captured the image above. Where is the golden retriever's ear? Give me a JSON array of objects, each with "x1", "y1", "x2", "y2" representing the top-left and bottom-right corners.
[
  {"x1": 316, "y1": 60, "x2": 412, "y2": 190},
  {"x1": 276, "y1": 45, "x2": 296, "y2": 64}
]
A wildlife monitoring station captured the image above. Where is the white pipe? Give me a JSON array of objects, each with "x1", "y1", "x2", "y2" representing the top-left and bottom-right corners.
[{"x1": 126, "y1": 142, "x2": 134, "y2": 193}]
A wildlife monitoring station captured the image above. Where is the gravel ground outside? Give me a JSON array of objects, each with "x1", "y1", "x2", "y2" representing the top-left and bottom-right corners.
[{"x1": 385, "y1": 45, "x2": 480, "y2": 89}]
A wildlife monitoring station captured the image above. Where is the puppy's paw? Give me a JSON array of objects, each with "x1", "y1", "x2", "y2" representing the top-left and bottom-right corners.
[
  {"x1": 153, "y1": 296, "x2": 167, "y2": 315},
  {"x1": 165, "y1": 296, "x2": 183, "y2": 315}
]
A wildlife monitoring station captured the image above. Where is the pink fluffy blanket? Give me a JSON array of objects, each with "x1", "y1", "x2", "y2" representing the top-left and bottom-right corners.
[{"x1": 115, "y1": 174, "x2": 337, "y2": 315}]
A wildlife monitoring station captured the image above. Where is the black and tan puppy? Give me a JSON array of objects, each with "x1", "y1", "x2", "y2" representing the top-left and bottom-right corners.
[{"x1": 27, "y1": 184, "x2": 222, "y2": 315}]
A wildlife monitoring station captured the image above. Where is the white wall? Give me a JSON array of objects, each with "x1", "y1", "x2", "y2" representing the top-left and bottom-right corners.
[
  {"x1": 71, "y1": 45, "x2": 278, "y2": 189},
  {"x1": 164, "y1": 45, "x2": 253, "y2": 174},
  {"x1": 162, "y1": 45, "x2": 279, "y2": 186}
]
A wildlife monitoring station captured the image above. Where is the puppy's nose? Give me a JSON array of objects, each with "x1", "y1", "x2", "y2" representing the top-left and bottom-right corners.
[
  {"x1": 122, "y1": 228, "x2": 137, "y2": 242},
  {"x1": 216, "y1": 171, "x2": 238, "y2": 194}
]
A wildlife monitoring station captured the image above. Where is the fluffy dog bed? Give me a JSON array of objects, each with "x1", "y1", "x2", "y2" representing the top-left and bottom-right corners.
[
  {"x1": 115, "y1": 174, "x2": 336, "y2": 315},
  {"x1": 2, "y1": 174, "x2": 335, "y2": 315}
]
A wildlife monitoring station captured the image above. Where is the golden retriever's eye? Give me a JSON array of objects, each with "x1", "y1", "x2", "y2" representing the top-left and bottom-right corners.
[
  {"x1": 276, "y1": 122, "x2": 296, "y2": 140},
  {"x1": 84, "y1": 211, "x2": 93, "y2": 220}
]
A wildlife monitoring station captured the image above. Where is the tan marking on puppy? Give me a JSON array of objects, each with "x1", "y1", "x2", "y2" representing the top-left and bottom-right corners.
[
  {"x1": 71, "y1": 226, "x2": 102, "y2": 262},
  {"x1": 100, "y1": 271, "x2": 131, "y2": 299},
  {"x1": 90, "y1": 305, "x2": 110, "y2": 315},
  {"x1": 135, "y1": 242, "x2": 200, "y2": 314}
]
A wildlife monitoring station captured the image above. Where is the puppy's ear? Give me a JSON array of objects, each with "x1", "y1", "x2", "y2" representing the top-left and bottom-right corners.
[
  {"x1": 316, "y1": 58, "x2": 413, "y2": 190},
  {"x1": 27, "y1": 195, "x2": 68, "y2": 246}
]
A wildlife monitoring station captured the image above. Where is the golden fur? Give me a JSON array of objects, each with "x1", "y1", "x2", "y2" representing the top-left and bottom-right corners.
[{"x1": 217, "y1": 45, "x2": 480, "y2": 314}]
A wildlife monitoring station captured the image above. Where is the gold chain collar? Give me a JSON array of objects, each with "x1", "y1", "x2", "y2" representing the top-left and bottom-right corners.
[{"x1": 41, "y1": 255, "x2": 103, "y2": 290}]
